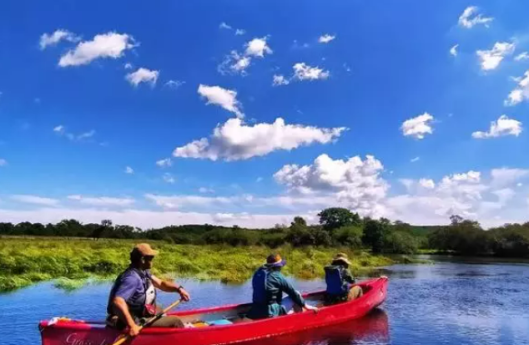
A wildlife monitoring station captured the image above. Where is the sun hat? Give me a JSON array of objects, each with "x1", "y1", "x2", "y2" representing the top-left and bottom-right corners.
[
  {"x1": 131, "y1": 243, "x2": 159, "y2": 257},
  {"x1": 332, "y1": 253, "x2": 351, "y2": 266}
]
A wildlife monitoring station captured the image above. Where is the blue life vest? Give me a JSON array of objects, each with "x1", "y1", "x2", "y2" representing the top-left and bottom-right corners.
[
  {"x1": 252, "y1": 267, "x2": 270, "y2": 305},
  {"x1": 107, "y1": 268, "x2": 156, "y2": 318},
  {"x1": 325, "y1": 265, "x2": 347, "y2": 295}
]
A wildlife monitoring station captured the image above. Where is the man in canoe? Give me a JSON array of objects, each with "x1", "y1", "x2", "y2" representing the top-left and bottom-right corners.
[
  {"x1": 106, "y1": 243, "x2": 191, "y2": 336},
  {"x1": 247, "y1": 253, "x2": 318, "y2": 319},
  {"x1": 324, "y1": 253, "x2": 363, "y2": 305}
]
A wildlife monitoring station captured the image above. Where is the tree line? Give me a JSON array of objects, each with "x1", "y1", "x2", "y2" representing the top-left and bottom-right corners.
[{"x1": 1, "y1": 208, "x2": 529, "y2": 257}]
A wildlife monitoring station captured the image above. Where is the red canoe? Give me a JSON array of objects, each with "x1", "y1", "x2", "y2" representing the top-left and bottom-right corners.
[{"x1": 39, "y1": 277, "x2": 388, "y2": 345}]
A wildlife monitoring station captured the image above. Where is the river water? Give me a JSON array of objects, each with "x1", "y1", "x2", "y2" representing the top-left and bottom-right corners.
[{"x1": 1, "y1": 257, "x2": 529, "y2": 345}]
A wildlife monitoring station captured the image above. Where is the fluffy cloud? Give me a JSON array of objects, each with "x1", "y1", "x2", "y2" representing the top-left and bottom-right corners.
[
  {"x1": 515, "y1": 52, "x2": 529, "y2": 61},
  {"x1": 11, "y1": 195, "x2": 59, "y2": 206},
  {"x1": 472, "y1": 115, "x2": 522, "y2": 139},
  {"x1": 476, "y1": 42, "x2": 515, "y2": 71},
  {"x1": 40, "y1": 29, "x2": 79, "y2": 50},
  {"x1": 401, "y1": 112, "x2": 434, "y2": 139},
  {"x1": 59, "y1": 32, "x2": 136, "y2": 67},
  {"x1": 318, "y1": 34, "x2": 336, "y2": 44},
  {"x1": 125, "y1": 68, "x2": 159, "y2": 87},
  {"x1": 272, "y1": 75, "x2": 290, "y2": 86},
  {"x1": 245, "y1": 37, "x2": 272, "y2": 57},
  {"x1": 293, "y1": 63, "x2": 330, "y2": 81},
  {"x1": 505, "y1": 70, "x2": 529, "y2": 106},
  {"x1": 235, "y1": 29, "x2": 245, "y2": 36},
  {"x1": 419, "y1": 178, "x2": 435, "y2": 189},
  {"x1": 125, "y1": 166, "x2": 134, "y2": 174},
  {"x1": 274, "y1": 154, "x2": 388, "y2": 217},
  {"x1": 458, "y1": 6, "x2": 493, "y2": 28},
  {"x1": 197, "y1": 84, "x2": 243, "y2": 118},
  {"x1": 174, "y1": 118, "x2": 346, "y2": 161},
  {"x1": 491, "y1": 168, "x2": 529, "y2": 188},
  {"x1": 218, "y1": 51, "x2": 252, "y2": 75},
  {"x1": 67, "y1": 195, "x2": 135, "y2": 207},
  {"x1": 156, "y1": 158, "x2": 172, "y2": 167},
  {"x1": 450, "y1": 44, "x2": 458, "y2": 57},
  {"x1": 219, "y1": 22, "x2": 232, "y2": 30},
  {"x1": 53, "y1": 125, "x2": 96, "y2": 141}
]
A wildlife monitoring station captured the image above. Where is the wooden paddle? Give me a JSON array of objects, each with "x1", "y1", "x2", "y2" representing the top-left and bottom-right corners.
[{"x1": 111, "y1": 299, "x2": 183, "y2": 345}]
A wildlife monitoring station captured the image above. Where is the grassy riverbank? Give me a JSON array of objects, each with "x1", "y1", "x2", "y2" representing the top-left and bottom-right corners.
[{"x1": 0, "y1": 238, "x2": 401, "y2": 292}]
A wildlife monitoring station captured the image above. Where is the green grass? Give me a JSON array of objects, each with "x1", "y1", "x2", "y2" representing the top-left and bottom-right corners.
[{"x1": 0, "y1": 238, "x2": 397, "y2": 292}]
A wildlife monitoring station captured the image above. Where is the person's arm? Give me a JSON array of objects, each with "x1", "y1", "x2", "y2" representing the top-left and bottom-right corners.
[
  {"x1": 151, "y1": 275, "x2": 191, "y2": 301},
  {"x1": 343, "y1": 268, "x2": 356, "y2": 284},
  {"x1": 112, "y1": 296, "x2": 141, "y2": 336},
  {"x1": 279, "y1": 276, "x2": 318, "y2": 312}
]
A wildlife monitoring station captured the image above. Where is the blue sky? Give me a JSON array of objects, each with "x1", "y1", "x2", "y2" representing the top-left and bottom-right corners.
[{"x1": 1, "y1": 0, "x2": 529, "y2": 228}]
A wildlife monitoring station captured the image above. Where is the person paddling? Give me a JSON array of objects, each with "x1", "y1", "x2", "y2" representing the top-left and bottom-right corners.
[
  {"x1": 107, "y1": 243, "x2": 191, "y2": 337},
  {"x1": 247, "y1": 253, "x2": 318, "y2": 319},
  {"x1": 324, "y1": 253, "x2": 363, "y2": 305}
]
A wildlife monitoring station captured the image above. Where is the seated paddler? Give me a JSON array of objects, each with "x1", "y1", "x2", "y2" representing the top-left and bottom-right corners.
[
  {"x1": 247, "y1": 253, "x2": 318, "y2": 319},
  {"x1": 106, "y1": 243, "x2": 191, "y2": 337},
  {"x1": 324, "y1": 253, "x2": 363, "y2": 305}
]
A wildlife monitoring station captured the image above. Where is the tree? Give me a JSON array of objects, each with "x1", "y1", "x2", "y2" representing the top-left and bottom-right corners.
[
  {"x1": 318, "y1": 208, "x2": 361, "y2": 232},
  {"x1": 362, "y1": 219, "x2": 390, "y2": 253},
  {"x1": 332, "y1": 226, "x2": 363, "y2": 248}
]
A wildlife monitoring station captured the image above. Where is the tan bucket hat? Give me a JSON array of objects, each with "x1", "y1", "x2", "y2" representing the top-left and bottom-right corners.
[
  {"x1": 332, "y1": 253, "x2": 351, "y2": 266},
  {"x1": 131, "y1": 243, "x2": 159, "y2": 257}
]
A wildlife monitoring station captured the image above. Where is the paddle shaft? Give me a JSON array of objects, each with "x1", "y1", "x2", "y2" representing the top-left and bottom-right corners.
[{"x1": 111, "y1": 299, "x2": 182, "y2": 345}]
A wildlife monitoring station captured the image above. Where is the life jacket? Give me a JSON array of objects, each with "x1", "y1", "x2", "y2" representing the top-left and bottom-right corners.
[
  {"x1": 107, "y1": 268, "x2": 157, "y2": 318},
  {"x1": 325, "y1": 265, "x2": 347, "y2": 295},
  {"x1": 252, "y1": 266, "x2": 271, "y2": 305}
]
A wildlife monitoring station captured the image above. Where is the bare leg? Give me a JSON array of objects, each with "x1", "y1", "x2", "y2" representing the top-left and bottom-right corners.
[{"x1": 348, "y1": 286, "x2": 363, "y2": 301}]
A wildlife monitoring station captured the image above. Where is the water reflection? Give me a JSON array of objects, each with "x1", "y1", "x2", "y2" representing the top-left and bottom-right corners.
[{"x1": 241, "y1": 309, "x2": 389, "y2": 345}]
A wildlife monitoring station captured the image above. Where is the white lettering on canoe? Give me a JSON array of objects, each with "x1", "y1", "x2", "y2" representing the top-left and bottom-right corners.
[{"x1": 65, "y1": 333, "x2": 110, "y2": 345}]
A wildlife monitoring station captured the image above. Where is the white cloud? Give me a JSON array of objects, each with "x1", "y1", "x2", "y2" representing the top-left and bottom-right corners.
[
  {"x1": 53, "y1": 125, "x2": 65, "y2": 134},
  {"x1": 198, "y1": 187, "x2": 215, "y2": 194},
  {"x1": 245, "y1": 37, "x2": 272, "y2": 57},
  {"x1": 125, "y1": 166, "x2": 134, "y2": 174},
  {"x1": 11, "y1": 195, "x2": 59, "y2": 206},
  {"x1": 505, "y1": 70, "x2": 529, "y2": 106},
  {"x1": 77, "y1": 130, "x2": 95, "y2": 140},
  {"x1": 274, "y1": 154, "x2": 388, "y2": 217},
  {"x1": 272, "y1": 75, "x2": 290, "y2": 86},
  {"x1": 235, "y1": 29, "x2": 245, "y2": 36},
  {"x1": 219, "y1": 22, "x2": 232, "y2": 30},
  {"x1": 58, "y1": 32, "x2": 136, "y2": 67},
  {"x1": 126, "y1": 67, "x2": 159, "y2": 87},
  {"x1": 156, "y1": 158, "x2": 172, "y2": 168},
  {"x1": 0, "y1": 158, "x2": 7, "y2": 166},
  {"x1": 174, "y1": 118, "x2": 346, "y2": 161},
  {"x1": 318, "y1": 34, "x2": 336, "y2": 44},
  {"x1": 163, "y1": 173, "x2": 175, "y2": 184},
  {"x1": 472, "y1": 115, "x2": 522, "y2": 139},
  {"x1": 491, "y1": 168, "x2": 529, "y2": 188},
  {"x1": 401, "y1": 112, "x2": 434, "y2": 139},
  {"x1": 515, "y1": 52, "x2": 529, "y2": 61},
  {"x1": 218, "y1": 51, "x2": 252, "y2": 76},
  {"x1": 476, "y1": 42, "x2": 515, "y2": 71},
  {"x1": 411, "y1": 156, "x2": 420, "y2": 163},
  {"x1": 165, "y1": 80, "x2": 185, "y2": 89},
  {"x1": 450, "y1": 44, "x2": 459, "y2": 57},
  {"x1": 124, "y1": 63, "x2": 133, "y2": 69},
  {"x1": 419, "y1": 178, "x2": 436, "y2": 189},
  {"x1": 67, "y1": 195, "x2": 135, "y2": 207},
  {"x1": 293, "y1": 63, "x2": 330, "y2": 81},
  {"x1": 197, "y1": 84, "x2": 244, "y2": 118},
  {"x1": 458, "y1": 6, "x2": 494, "y2": 29},
  {"x1": 40, "y1": 29, "x2": 79, "y2": 50}
]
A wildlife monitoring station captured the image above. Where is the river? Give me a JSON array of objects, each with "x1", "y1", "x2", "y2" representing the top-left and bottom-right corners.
[{"x1": 1, "y1": 257, "x2": 529, "y2": 345}]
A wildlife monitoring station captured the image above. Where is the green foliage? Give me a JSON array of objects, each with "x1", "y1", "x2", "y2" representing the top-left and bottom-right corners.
[
  {"x1": 332, "y1": 226, "x2": 363, "y2": 248},
  {"x1": 318, "y1": 208, "x2": 361, "y2": 232},
  {"x1": 362, "y1": 219, "x2": 390, "y2": 253},
  {"x1": 382, "y1": 231, "x2": 418, "y2": 254},
  {"x1": 0, "y1": 238, "x2": 398, "y2": 292}
]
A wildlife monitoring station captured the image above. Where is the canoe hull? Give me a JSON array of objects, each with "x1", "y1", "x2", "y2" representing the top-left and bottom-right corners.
[{"x1": 40, "y1": 277, "x2": 388, "y2": 345}]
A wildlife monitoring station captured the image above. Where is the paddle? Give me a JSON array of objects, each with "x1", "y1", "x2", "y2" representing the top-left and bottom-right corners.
[{"x1": 111, "y1": 299, "x2": 182, "y2": 345}]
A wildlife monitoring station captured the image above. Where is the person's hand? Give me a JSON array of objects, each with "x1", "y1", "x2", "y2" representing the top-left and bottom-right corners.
[
  {"x1": 304, "y1": 305, "x2": 318, "y2": 314},
  {"x1": 128, "y1": 323, "x2": 141, "y2": 337},
  {"x1": 178, "y1": 288, "x2": 191, "y2": 302},
  {"x1": 380, "y1": 275, "x2": 388, "y2": 279}
]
